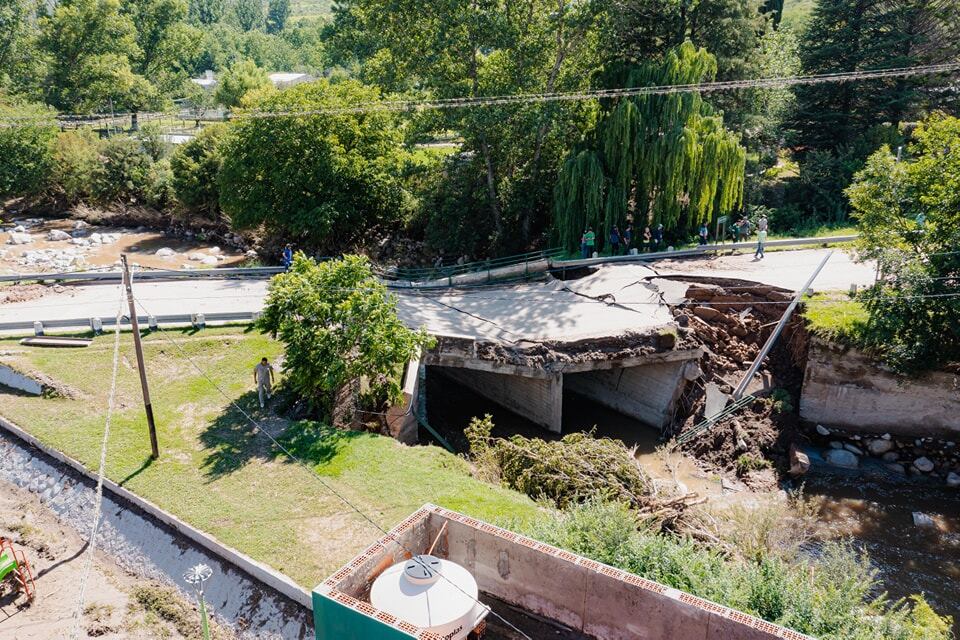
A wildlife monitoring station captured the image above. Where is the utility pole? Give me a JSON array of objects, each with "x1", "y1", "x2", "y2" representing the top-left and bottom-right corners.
[{"x1": 121, "y1": 254, "x2": 160, "y2": 459}]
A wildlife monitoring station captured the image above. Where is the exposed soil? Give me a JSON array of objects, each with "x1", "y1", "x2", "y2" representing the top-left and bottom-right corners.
[
  {"x1": 0, "y1": 284, "x2": 62, "y2": 305},
  {"x1": 0, "y1": 482, "x2": 227, "y2": 640},
  {"x1": 667, "y1": 280, "x2": 810, "y2": 479}
]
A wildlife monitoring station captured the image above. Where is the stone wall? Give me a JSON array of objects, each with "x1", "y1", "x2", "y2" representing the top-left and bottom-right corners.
[{"x1": 800, "y1": 338, "x2": 960, "y2": 438}]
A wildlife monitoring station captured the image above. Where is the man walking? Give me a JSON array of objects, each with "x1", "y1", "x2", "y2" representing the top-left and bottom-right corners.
[
  {"x1": 281, "y1": 244, "x2": 294, "y2": 269},
  {"x1": 622, "y1": 224, "x2": 633, "y2": 254},
  {"x1": 698, "y1": 222, "x2": 709, "y2": 246},
  {"x1": 652, "y1": 224, "x2": 664, "y2": 251},
  {"x1": 755, "y1": 214, "x2": 768, "y2": 259},
  {"x1": 254, "y1": 357, "x2": 275, "y2": 408},
  {"x1": 583, "y1": 226, "x2": 596, "y2": 258},
  {"x1": 609, "y1": 226, "x2": 621, "y2": 255}
]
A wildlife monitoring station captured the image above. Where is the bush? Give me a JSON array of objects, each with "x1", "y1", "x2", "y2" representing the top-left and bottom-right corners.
[
  {"x1": 171, "y1": 124, "x2": 226, "y2": 214},
  {"x1": 51, "y1": 129, "x2": 100, "y2": 204},
  {"x1": 92, "y1": 136, "x2": 172, "y2": 208},
  {"x1": 0, "y1": 102, "x2": 57, "y2": 197},
  {"x1": 520, "y1": 501, "x2": 954, "y2": 639}
]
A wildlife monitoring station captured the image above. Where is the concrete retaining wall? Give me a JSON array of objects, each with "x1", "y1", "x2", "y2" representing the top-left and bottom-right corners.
[
  {"x1": 0, "y1": 415, "x2": 313, "y2": 638},
  {"x1": 564, "y1": 360, "x2": 690, "y2": 429},
  {"x1": 435, "y1": 366, "x2": 563, "y2": 433},
  {"x1": 0, "y1": 363, "x2": 43, "y2": 395},
  {"x1": 801, "y1": 339, "x2": 960, "y2": 438}
]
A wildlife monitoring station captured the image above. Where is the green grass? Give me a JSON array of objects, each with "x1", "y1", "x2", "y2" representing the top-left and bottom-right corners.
[
  {"x1": 781, "y1": 0, "x2": 816, "y2": 32},
  {"x1": 802, "y1": 292, "x2": 871, "y2": 345},
  {"x1": 0, "y1": 327, "x2": 537, "y2": 587}
]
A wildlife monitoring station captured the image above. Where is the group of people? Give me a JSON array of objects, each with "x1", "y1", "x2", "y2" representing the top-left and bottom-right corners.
[
  {"x1": 580, "y1": 224, "x2": 666, "y2": 258},
  {"x1": 581, "y1": 214, "x2": 769, "y2": 259}
]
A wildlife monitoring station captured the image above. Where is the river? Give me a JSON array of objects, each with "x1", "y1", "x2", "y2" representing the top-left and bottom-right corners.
[{"x1": 423, "y1": 370, "x2": 960, "y2": 630}]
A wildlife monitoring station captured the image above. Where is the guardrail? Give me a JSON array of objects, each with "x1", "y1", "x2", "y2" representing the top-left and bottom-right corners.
[
  {"x1": 0, "y1": 311, "x2": 256, "y2": 334},
  {"x1": 376, "y1": 248, "x2": 565, "y2": 281},
  {"x1": 0, "y1": 266, "x2": 285, "y2": 284}
]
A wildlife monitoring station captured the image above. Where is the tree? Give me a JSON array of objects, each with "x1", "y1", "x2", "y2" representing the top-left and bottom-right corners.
[
  {"x1": 554, "y1": 43, "x2": 745, "y2": 251},
  {"x1": 171, "y1": 124, "x2": 226, "y2": 213},
  {"x1": 265, "y1": 0, "x2": 289, "y2": 34},
  {"x1": 123, "y1": 0, "x2": 199, "y2": 96},
  {"x1": 189, "y1": 0, "x2": 225, "y2": 25},
  {"x1": 0, "y1": 0, "x2": 42, "y2": 91},
  {"x1": 257, "y1": 254, "x2": 432, "y2": 418},
  {"x1": 233, "y1": 0, "x2": 263, "y2": 32},
  {"x1": 214, "y1": 58, "x2": 271, "y2": 107},
  {"x1": 39, "y1": 0, "x2": 160, "y2": 112},
  {"x1": 219, "y1": 78, "x2": 413, "y2": 250},
  {"x1": 846, "y1": 114, "x2": 960, "y2": 373},
  {"x1": 0, "y1": 102, "x2": 57, "y2": 197}
]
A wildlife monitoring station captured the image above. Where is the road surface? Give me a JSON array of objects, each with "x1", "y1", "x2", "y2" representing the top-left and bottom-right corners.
[{"x1": 0, "y1": 248, "x2": 875, "y2": 339}]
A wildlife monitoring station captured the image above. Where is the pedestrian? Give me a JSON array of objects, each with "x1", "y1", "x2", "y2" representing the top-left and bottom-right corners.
[
  {"x1": 732, "y1": 218, "x2": 741, "y2": 244},
  {"x1": 643, "y1": 225, "x2": 652, "y2": 252},
  {"x1": 653, "y1": 224, "x2": 664, "y2": 251},
  {"x1": 755, "y1": 214, "x2": 768, "y2": 259},
  {"x1": 254, "y1": 357, "x2": 275, "y2": 409},
  {"x1": 609, "y1": 225, "x2": 621, "y2": 255},
  {"x1": 622, "y1": 224, "x2": 633, "y2": 254},
  {"x1": 584, "y1": 226, "x2": 596, "y2": 258},
  {"x1": 281, "y1": 244, "x2": 293, "y2": 269},
  {"x1": 698, "y1": 222, "x2": 709, "y2": 246}
]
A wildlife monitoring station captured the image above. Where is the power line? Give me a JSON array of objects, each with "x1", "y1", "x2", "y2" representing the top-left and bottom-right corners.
[
  {"x1": 128, "y1": 289, "x2": 534, "y2": 640},
  {"x1": 2, "y1": 62, "x2": 958, "y2": 126}
]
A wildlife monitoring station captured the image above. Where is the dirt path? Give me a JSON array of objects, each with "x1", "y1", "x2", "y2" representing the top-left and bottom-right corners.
[{"x1": 0, "y1": 482, "x2": 223, "y2": 640}]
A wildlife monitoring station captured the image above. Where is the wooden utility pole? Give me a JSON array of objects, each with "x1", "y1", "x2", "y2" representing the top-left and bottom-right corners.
[{"x1": 121, "y1": 254, "x2": 160, "y2": 459}]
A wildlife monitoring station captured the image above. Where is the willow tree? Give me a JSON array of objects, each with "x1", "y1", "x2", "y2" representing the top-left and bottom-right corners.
[{"x1": 554, "y1": 42, "x2": 745, "y2": 250}]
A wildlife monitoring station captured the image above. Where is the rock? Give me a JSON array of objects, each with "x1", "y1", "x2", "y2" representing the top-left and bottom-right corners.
[
  {"x1": 88, "y1": 232, "x2": 102, "y2": 244},
  {"x1": 913, "y1": 512, "x2": 935, "y2": 528},
  {"x1": 245, "y1": 249, "x2": 258, "y2": 259},
  {"x1": 7, "y1": 232, "x2": 32, "y2": 245},
  {"x1": 73, "y1": 220, "x2": 89, "y2": 230},
  {"x1": 789, "y1": 444, "x2": 810, "y2": 477},
  {"x1": 881, "y1": 451, "x2": 900, "y2": 462},
  {"x1": 208, "y1": 246, "x2": 221, "y2": 254},
  {"x1": 843, "y1": 443, "x2": 864, "y2": 456},
  {"x1": 70, "y1": 237, "x2": 89, "y2": 246},
  {"x1": 692, "y1": 306, "x2": 724, "y2": 323},
  {"x1": 155, "y1": 247, "x2": 176, "y2": 257},
  {"x1": 881, "y1": 433, "x2": 891, "y2": 440},
  {"x1": 886, "y1": 463, "x2": 906, "y2": 475},
  {"x1": 914, "y1": 457, "x2": 935, "y2": 473},
  {"x1": 868, "y1": 439, "x2": 894, "y2": 456},
  {"x1": 825, "y1": 448, "x2": 859, "y2": 469},
  {"x1": 12, "y1": 224, "x2": 26, "y2": 233},
  {"x1": 187, "y1": 252, "x2": 206, "y2": 261},
  {"x1": 816, "y1": 424, "x2": 831, "y2": 436},
  {"x1": 851, "y1": 435, "x2": 861, "y2": 441},
  {"x1": 947, "y1": 472, "x2": 960, "y2": 488},
  {"x1": 829, "y1": 441, "x2": 844, "y2": 449},
  {"x1": 201, "y1": 255, "x2": 219, "y2": 266},
  {"x1": 47, "y1": 229, "x2": 72, "y2": 241}
]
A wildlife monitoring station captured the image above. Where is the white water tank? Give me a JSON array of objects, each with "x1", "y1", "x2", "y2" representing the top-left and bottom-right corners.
[{"x1": 370, "y1": 555, "x2": 489, "y2": 640}]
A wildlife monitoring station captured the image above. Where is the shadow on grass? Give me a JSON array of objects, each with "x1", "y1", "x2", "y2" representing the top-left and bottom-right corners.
[
  {"x1": 118, "y1": 456, "x2": 154, "y2": 486},
  {"x1": 199, "y1": 391, "x2": 364, "y2": 479}
]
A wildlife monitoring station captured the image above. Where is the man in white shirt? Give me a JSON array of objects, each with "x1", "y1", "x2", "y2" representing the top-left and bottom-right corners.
[{"x1": 254, "y1": 357, "x2": 275, "y2": 408}]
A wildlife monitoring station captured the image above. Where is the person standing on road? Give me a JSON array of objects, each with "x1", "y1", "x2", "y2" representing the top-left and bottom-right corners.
[
  {"x1": 281, "y1": 244, "x2": 293, "y2": 269},
  {"x1": 732, "y1": 218, "x2": 741, "y2": 243},
  {"x1": 609, "y1": 226, "x2": 621, "y2": 255},
  {"x1": 653, "y1": 224, "x2": 664, "y2": 251},
  {"x1": 698, "y1": 222, "x2": 709, "y2": 246},
  {"x1": 622, "y1": 224, "x2": 633, "y2": 254},
  {"x1": 584, "y1": 227, "x2": 596, "y2": 258},
  {"x1": 755, "y1": 214, "x2": 768, "y2": 259},
  {"x1": 643, "y1": 226, "x2": 652, "y2": 252},
  {"x1": 254, "y1": 357, "x2": 275, "y2": 408}
]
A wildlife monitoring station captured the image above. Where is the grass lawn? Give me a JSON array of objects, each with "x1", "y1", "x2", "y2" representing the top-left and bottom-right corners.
[
  {"x1": 0, "y1": 326, "x2": 538, "y2": 588},
  {"x1": 802, "y1": 292, "x2": 871, "y2": 345}
]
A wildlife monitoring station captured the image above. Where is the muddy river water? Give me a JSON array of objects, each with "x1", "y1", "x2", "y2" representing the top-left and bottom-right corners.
[{"x1": 425, "y1": 371, "x2": 960, "y2": 629}]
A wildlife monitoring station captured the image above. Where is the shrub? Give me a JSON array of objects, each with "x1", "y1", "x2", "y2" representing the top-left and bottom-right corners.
[
  {"x1": 171, "y1": 124, "x2": 226, "y2": 214},
  {"x1": 52, "y1": 129, "x2": 100, "y2": 203},
  {"x1": 0, "y1": 102, "x2": 57, "y2": 197},
  {"x1": 91, "y1": 136, "x2": 172, "y2": 208}
]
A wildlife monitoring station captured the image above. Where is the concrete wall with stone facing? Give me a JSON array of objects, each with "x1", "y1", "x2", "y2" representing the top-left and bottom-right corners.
[
  {"x1": 314, "y1": 504, "x2": 814, "y2": 640},
  {"x1": 434, "y1": 366, "x2": 563, "y2": 433},
  {"x1": 801, "y1": 338, "x2": 960, "y2": 438},
  {"x1": 564, "y1": 359, "x2": 690, "y2": 429}
]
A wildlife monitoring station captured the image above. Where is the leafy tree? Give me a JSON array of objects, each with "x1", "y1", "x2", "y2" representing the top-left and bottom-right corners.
[
  {"x1": 51, "y1": 129, "x2": 101, "y2": 203},
  {"x1": 219, "y1": 79, "x2": 415, "y2": 251},
  {"x1": 265, "y1": 0, "x2": 289, "y2": 34},
  {"x1": 0, "y1": 0, "x2": 43, "y2": 92},
  {"x1": 91, "y1": 136, "x2": 173, "y2": 207},
  {"x1": 39, "y1": 0, "x2": 160, "y2": 112},
  {"x1": 189, "y1": 0, "x2": 225, "y2": 25},
  {"x1": 0, "y1": 102, "x2": 57, "y2": 197},
  {"x1": 233, "y1": 0, "x2": 264, "y2": 31},
  {"x1": 123, "y1": 0, "x2": 200, "y2": 96},
  {"x1": 257, "y1": 254, "x2": 432, "y2": 417},
  {"x1": 554, "y1": 43, "x2": 745, "y2": 250},
  {"x1": 846, "y1": 114, "x2": 960, "y2": 373},
  {"x1": 214, "y1": 58, "x2": 271, "y2": 107},
  {"x1": 171, "y1": 124, "x2": 226, "y2": 213}
]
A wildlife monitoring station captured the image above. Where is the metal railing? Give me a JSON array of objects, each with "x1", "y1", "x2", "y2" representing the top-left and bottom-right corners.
[{"x1": 376, "y1": 248, "x2": 565, "y2": 282}]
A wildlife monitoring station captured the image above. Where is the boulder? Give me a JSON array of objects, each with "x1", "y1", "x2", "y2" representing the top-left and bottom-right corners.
[
  {"x1": 208, "y1": 246, "x2": 221, "y2": 254},
  {"x1": 789, "y1": 445, "x2": 810, "y2": 477},
  {"x1": 70, "y1": 237, "x2": 89, "y2": 246},
  {"x1": 187, "y1": 252, "x2": 206, "y2": 261},
  {"x1": 867, "y1": 439, "x2": 894, "y2": 456},
  {"x1": 912, "y1": 512, "x2": 935, "y2": 528},
  {"x1": 815, "y1": 424, "x2": 831, "y2": 437},
  {"x1": 155, "y1": 247, "x2": 176, "y2": 257},
  {"x1": 7, "y1": 232, "x2": 32, "y2": 245},
  {"x1": 201, "y1": 255, "x2": 219, "y2": 266},
  {"x1": 47, "y1": 229, "x2": 72, "y2": 241},
  {"x1": 947, "y1": 472, "x2": 960, "y2": 488},
  {"x1": 886, "y1": 463, "x2": 906, "y2": 476},
  {"x1": 829, "y1": 441, "x2": 844, "y2": 449},
  {"x1": 843, "y1": 443, "x2": 864, "y2": 456},
  {"x1": 825, "y1": 448, "x2": 859, "y2": 469},
  {"x1": 88, "y1": 232, "x2": 102, "y2": 244},
  {"x1": 881, "y1": 451, "x2": 900, "y2": 462},
  {"x1": 73, "y1": 220, "x2": 89, "y2": 230},
  {"x1": 914, "y1": 457, "x2": 935, "y2": 473},
  {"x1": 692, "y1": 306, "x2": 724, "y2": 323}
]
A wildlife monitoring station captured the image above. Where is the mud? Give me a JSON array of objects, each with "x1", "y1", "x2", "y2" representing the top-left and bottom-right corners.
[{"x1": 0, "y1": 284, "x2": 63, "y2": 305}]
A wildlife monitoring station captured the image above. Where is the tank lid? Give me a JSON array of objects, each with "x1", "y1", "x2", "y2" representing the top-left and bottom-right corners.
[{"x1": 404, "y1": 555, "x2": 442, "y2": 585}]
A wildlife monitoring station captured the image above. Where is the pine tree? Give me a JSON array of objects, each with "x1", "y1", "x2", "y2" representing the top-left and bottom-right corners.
[
  {"x1": 265, "y1": 0, "x2": 289, "y2": 33},
  {"x1": 554, "y1": 42, "x2": 745, "y2": 251}
]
